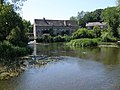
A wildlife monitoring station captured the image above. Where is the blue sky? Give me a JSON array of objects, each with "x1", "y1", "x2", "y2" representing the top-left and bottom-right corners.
[{"x1": 22, "y1": 0, "x2": 116, "y2": 23}]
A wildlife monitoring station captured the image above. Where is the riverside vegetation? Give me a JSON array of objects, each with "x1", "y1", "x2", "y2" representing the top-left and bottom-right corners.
[
  {"x1": 0, "y1": 0, "x2": 120, "y2": 80},
  {"x1": 0, "y1": 0, "x2": 33, "y2": 80}
]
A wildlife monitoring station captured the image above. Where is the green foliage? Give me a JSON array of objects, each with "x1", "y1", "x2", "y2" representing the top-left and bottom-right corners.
[
  {"x1": 68, "y1": 38, "x2": 98, "y2": 47},
  {"x1": 53, "y1": 35, "x2": 66, "y2": 42},
  {"x1": 36, "y1": 35, "x2": 72, "y2": 43},
  {"x1": 0, "y1": 41, "x2": 32, "y2": 62},
  {"x1": 0, "y1": 4, "x2": 24, "y2": 41},
  {"x1": 22, "y1": 19, "x2": 33, "y2": 33},
  {"x1": 0, "y1": 4, "x2": 29, "y2": 47},
  {"x1": 70, "y1": 9, "x2": 103, "y2": 28},
  {"x1": 72, "y1": 28, "x2": 94, "y2": 39},
  {"x1": 83, "y1": 9, "x2": 103, "y2": 23},
  {"x1": 42, "y1": 34, "x2": 52, "y2": 43},
  {"x1": 101, "y1": 31, "x2": 117, "y2": 42},
  {"x1": 0, "y1": 3, "x2": 32, "y2": 63},
  {"x1": 102, "y1": 7, "x2": 119, "y2": 37},
  {"x1": 6, "y1": 26, "x2": 28, "y2": 47},
  {"x1": 70, "y1": 16, "x2": 77, "y2": 21},
  {"x1": 37, "y1": 34, "x2": 55, "y2": 43},
  {"x1": 0, "y1": 0, "x2": 27, "y2": 10},
  {"x1": 93, "y1": 25, "x2": 101, "y2": 38},
  {"x1": 62, "y1": 35, "x2": 72, "y2": 42}
]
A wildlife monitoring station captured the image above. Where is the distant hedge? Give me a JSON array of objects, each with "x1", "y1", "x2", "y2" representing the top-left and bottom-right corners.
[{"x1": 36, "y1": 35, "x2": 72, "y2": 43}]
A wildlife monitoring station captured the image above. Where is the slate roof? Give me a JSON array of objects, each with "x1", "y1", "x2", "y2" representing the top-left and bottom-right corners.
[
  {"x1": 34, "y1": 18, "x2": 78, "y2": 27},
  {"x1": 86, "y1": 22, "x2": 107, "y2": 27}
]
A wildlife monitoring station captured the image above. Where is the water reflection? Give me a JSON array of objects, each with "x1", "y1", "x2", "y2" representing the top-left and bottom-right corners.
[
  {"x1": 34, "y1": 43, "x2": 120, "y2": 65},
  {"x1": 0, "y1": 43, "x2": 120, "y2": 90}
]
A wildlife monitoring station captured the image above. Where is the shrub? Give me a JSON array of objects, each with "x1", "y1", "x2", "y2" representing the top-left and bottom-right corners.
[
  {"x1": 53, "y1": 35, "x2": 65, "y2": 42},
  {"x1": 101, "y1": 32, "x2": 117, "y2": 42},
  {"x1": 6, "y1": 26, "x2": 28, "y2": 47},
  {"x1": 72, "y1": 28, "x2": 95, "y2": 39},
  {"x1": 36, "y1": 34, "x2": 52, "y2": 43},
  {"x1": 62, "y1": 35, "x2": 72, "y2": 42},
  {"x1": 93, "y1": 25, "x2": 101, "y2": 38},
  {"x1": 37, "y1": 35, "x2": 71, "y2": 43},
  {"x1": 0, "y1": 41, "x2": 32, "y2": 62},
  {"x1": 68, "y1": 38, "x2": 98, "y2": 47}
]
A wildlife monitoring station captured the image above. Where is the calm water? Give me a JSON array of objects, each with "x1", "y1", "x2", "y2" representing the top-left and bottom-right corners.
[{"x1": 0, "y1": 43, "x2": 120, "y2": 90}]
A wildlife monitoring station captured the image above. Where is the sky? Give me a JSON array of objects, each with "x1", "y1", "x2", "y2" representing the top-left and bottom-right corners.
[{"x1": 22, "y1": 0, "x2": 116, "y2": 23}]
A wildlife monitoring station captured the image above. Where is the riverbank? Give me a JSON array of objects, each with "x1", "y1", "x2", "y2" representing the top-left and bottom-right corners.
[
  {"x1": 0, "y1": 56, "x2": 64, "y2": 80},
  {"x1": 0, "y1": 63, "x2": 26, "y2": 80},
  {"x1": 98, "y1": 42, "x2": 120, "y2": 48},
  {"x1": 0, "y1": 59, "x2": 30, "y2": 80}
]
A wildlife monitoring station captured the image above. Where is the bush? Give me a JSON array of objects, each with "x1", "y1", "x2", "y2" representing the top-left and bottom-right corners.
[
  {"x1": 68, "y1": 38, "x2": 98, "y2": 47},
  {"x1": 62, "y1": 35, "x2": 72, "y2": 42},
  {"x1": 53, "y1": 35, "x2": 65, "y2": 42},
  {"x1": 37, "y1": 35, "x2": 72, "y2": 43},
  {"x1": 93, "y1": 25, "x2": 101, "y2": 38},
  {"x1": 36, "y1": 34, "x2": 52, "y2": 43},
  {"x1": 0, "y1": 41, "x2": 32, "y2": 62},
  {"x1": 72, "y1": 28, "x2": 94, "y2": 39},
  {"x1": 101, "y1": 32, "x2": 117, "y2": 42}
]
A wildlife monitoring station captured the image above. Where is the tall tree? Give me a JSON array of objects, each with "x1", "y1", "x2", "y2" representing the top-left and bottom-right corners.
[
  {"x1": 102, "y1": 7, "x2": 119, "y2": 37},
  {"x1": 22, "y1": 19, "x2": 33, "y2": 33},
  {"x1": 0, "y1": 4, "x2": 23, "y2": 41},
  {"x1": 0, "y1": 4, "x2": 28, "y2": 46},
  {"x1": 0, "y1": 0, "x2": 27, "y2": 10},
  {"x1": 70, "y1": 16, "x2": 77, "y2": 21}
]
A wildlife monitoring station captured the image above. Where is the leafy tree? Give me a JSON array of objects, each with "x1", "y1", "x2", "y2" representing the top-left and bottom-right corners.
[
  {"x1": 0, "y1": 3, "x2": 29, "y2": 47},
  {"x1": 72, "y1": 28, "x2": 94, "y2": 39},
  {"x1": 0, "y1": 4, "x2": 24, "y2": 41},
  {"x1": 70, "y1": 16, "x2": 77, "y2": 21},
  {"x1": 77, "y1": 11, "x2": 85, "y2": 20},
  {"x1": 102, "y1": 7, "x2": 119, "y2": 37},
  {"x1": 22, "y1": 19, "x2": 33, "y2": 33},
  {"x1": 101, "y1": 31, "x2": 117, "y2": 42},
  {"x1": 77, "y1": 11, "x2": 86, "y2": 27},
  {"x1": 70, "y1": 9, "x2": 103, "y2": 28},
  {"x1": 83, "y1": 9, "x2": 103, "y2": 23},
  {"x1": 0, "y1": 0, "x2": 27, "y2": 10},
  {"x1": 93, "y1": 25, "x2": 101, "y2": 38},
  {"x1": 6, "y1": 26, "x2": 28, "y2": 47}
]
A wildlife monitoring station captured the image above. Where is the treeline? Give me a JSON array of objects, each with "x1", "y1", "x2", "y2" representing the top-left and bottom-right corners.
[
  {"x1": 0, "y1": 1, "x2": 32, "y2": 63},
  {"x1": 70, "y1": 6, "x2": 120, "y2": 38},
  {"x1": 68, "y1": 27, "x2": 117, "y2": 47}
]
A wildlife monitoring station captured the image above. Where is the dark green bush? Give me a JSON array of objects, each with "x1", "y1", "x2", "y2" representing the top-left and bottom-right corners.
[
  {"x1": 101, "y1": 32, "x2": 117, "y2": 42},
  {"x1": 0, "y1": 41, "x2": 32, "y2": 62},
  {"x1": 37, "y1": 35, "x2": 71, "y2": 43}
]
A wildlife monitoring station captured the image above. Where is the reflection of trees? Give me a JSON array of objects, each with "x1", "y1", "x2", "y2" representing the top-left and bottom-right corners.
[
  {"x1": 69, "y1": 46, "x2": 120, "y2": 65},
  {"x1": 34, "y1": 43, "x2": 120, "y2": 65},
  {"x1": 100, "y1": 48, "x2": 120, "y2": 65}
]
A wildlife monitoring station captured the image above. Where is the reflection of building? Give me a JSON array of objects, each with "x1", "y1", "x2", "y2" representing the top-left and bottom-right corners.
[
  {"x1": 86, "y1": 22, "x2": 107, "y2": 30},
  {"x1": 33, "y1": 18, "x2": 78, "y2": 39},
  {"x1": 33, "y1": 42, "x2": 37, "y2": 56}
]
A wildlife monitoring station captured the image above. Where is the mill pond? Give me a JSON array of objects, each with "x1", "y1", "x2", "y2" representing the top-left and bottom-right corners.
[{"x1": 0, "y1": 43, "x2": 120, "y2": 90}]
